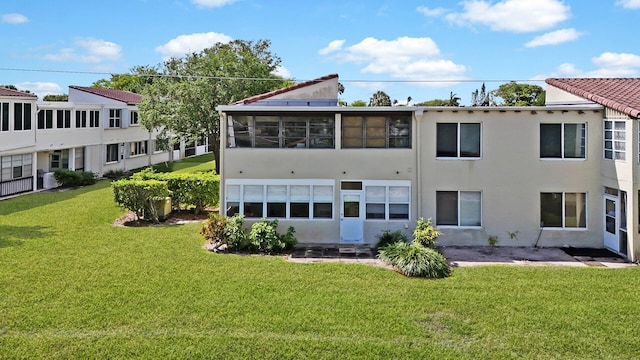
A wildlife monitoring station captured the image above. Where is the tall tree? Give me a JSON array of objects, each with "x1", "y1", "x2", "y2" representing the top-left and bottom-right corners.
[
  {"x1": 91, "y1": 66, "x2": 160, "y2": 93},
  {"x1": 490, "y1": 81, "x2": 545, "y2": 106},
  {"x1": 448, "y1": 92, "x2": 461, "y2": 106},
  {"x1": 471, "y1": 82, "x2": 491, "y2": 106},
  {"x1": 138, "y1": 39, "x2": 288, "y2": 174},
  {"x1": 43, "y1": 94, "x2": 69, "y2": 101},
  {"x1": 349, "y1": 100, "x2": 367, "y2": 107},
  {"x1": 369, "y1": 90, "x2": 391, "y2": 106}
]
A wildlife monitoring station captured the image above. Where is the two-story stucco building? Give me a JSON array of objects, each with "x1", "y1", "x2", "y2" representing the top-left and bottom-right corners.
[{"x1": 217, "y1": 74, "x2": 640, "y2": 262}]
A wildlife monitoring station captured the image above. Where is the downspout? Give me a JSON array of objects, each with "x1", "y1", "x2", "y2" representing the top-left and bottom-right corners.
[
  {"x1": 415, "y1": 108, "x2": 423, "y2": 219},
  {"x1": 219, "y1": 112, "x2": 226, "y2": 216}
]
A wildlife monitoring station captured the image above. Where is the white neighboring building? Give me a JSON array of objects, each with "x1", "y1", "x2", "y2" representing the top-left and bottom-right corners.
[{"x1": 0, "y1": 85, "x2": 210, "y2": 198}]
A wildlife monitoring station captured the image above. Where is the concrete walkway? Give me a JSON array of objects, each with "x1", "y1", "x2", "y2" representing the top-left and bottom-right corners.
[{"x1": 287, "y1": 244, "x2": 637, "y2": 268}]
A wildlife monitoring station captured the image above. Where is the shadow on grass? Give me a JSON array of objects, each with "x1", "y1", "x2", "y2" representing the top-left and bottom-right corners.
[
  {"x1": 0, "y1": 225, "x2": 53, "y2": 248},
  {"x1": 0, "y1": 180, "x2": 110, "y2": 216}
]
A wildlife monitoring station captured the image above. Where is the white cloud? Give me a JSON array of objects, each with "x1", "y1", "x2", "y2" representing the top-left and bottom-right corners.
[
  {"x1": 43, "y1": 38, "x2": 122, "y2": 64},
  {"x1": 539, "y1": 52, "x2": 640, "y2": 79},
  {"x1": 273, "y1": 65, "x2": 291, "y2": 78},
  {"x1": 320, "y1": 36, "x2": 467, "y2": 85},
  {"x1": 155, "y1": 32, "x2": 232, "y2": 58},
  {"x1": 318, "y1": 40, "x2": 345, "y2": 55},
  {"x1": 525, "y1": 28, "x2": 582, "y2": 48},
  {"x1": 445, "y1": 0, "x2": 570, "y2": 32},
  {"x1": 190, "y1": 0, "x2": 236, "y2": 8},
  {"x1": 15, "y1": 82, "x2": 62, "y2": 100},
  {"x1": 616, "y1": 0, "x2": 640, "y2": 9},
  {"x1": 416, "y1": 6, "x2": 447, "y2": 17},
  {"x1": 1, "y1": 13, "x2": 28, "y2": 24}
]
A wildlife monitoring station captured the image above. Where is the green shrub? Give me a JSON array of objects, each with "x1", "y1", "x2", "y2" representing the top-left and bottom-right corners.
[
  {"x1": 200, "y1": 213, "x2": 228, "y2": 244},
  {"x1": 379, "y1": 242, "x2": 450, "y2": 278},
  {"x1": 112, "y1": 179, "x2": 170, "y2": 223},
  {"x1": 248, "y1": 219, "x2": 297, "y2": 254},
  {"x1": 413, "y1": 217, "x2": 441, "y2": 248},
  {"x1": 103, "y1": 169, "x2": 126, "y2": 179},
  {"x1": 224, "y1": 214, "x2": 249, "y2": 249},
  {"x1": 375, "y1": 230, "x2": 409, "y2": 250},
  {"x1": 132, "y1": 168, "x2": 219, "y2": 213},
  {"x1": 200, "y1": 213, "x2": 249, "y2": 251},
  {"x1": 53, "y1": 169, "x2": 97, "y2": 187}
]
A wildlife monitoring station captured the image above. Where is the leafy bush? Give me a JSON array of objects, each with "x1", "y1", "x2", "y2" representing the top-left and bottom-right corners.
[
  {"x1": 103, "y1": 169, "x2": 126, "y2": 179},
  {"x1": 379, "y1": 242, "x2": 450, "y2": 278},
  {"x1": 132, "y1": 168, "x2": 219, "y2": 213},
  {"x1": 53, "y1": 169, "x2": 97, "y2": 187},
  {"x1": 224, "y1": 214, "x2": 249, "y2": 249},
  {"x1": 375, "y1": 230, "x2": 409, "y2": 250},
  {"x1": 248, "y1": 219, "x2": 297, "y2": 254},
  {"x1": 112, "y1": 179, "x2": 170, "y2": 223},
  {"x1": 200, "y1": 213, "x2": 248, "y2": 251},
  {"x1": 413, "y1": 217, "x2": 441, "y2": 248}
]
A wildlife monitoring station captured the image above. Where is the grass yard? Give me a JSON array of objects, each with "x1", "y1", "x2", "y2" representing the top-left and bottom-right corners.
[{"x1": 1, "y1": 157, "x2": 640, "y2": 359}]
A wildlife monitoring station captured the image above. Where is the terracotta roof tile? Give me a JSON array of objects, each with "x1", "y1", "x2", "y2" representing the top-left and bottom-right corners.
[
  {"x1": 234, "y1": 74, "x2": 339, "y2": 105},
  {"x1": 69, "y1": 85, "x2": 142, "y2": 104},
  {"x1": 546, "y1": 78, "x2": 640, "y2": 118},
  {"x1": 0, "y1": 87, "x2": 38, "y2": 98}
]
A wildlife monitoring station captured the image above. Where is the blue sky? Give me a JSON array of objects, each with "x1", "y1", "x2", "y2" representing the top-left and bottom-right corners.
[{"x1": 1, "y1": 0, "x2": 640, "y2": 104}]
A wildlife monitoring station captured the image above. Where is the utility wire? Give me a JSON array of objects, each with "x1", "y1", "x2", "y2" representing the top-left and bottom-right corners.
[{"x1": 0, "y1": 67, "x2": 546, "y2": 83}]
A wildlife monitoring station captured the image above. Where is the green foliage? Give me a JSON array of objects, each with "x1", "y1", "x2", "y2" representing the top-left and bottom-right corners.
[
  {"x1": 103, "y1": 169, "x2": 126, "y2": 179},
  {"x1": 490, "y1": 81, "x2": 545, "y2": 106},
  {"x1": 53, "y1": 169, "x2": 97, "y2": 187},
  {"x1": 349, "y1": 99, "x2": 367, "y2": 107},
  {"x1": 375, "y1": 230, "x2": 409, "y2": 250},
  {"x1": 413, "y1": 217, "x2": 441, "y2": 248},
  {"x1": 111, "y1": 179, "x2": 170, "y2": 222},
  {"x1": 369, "y1": 90, "x2": 392, "y2": 106},
  {"x1": 248, "y1": 219, "x2": 297, "y2": 254},
  {"x1": 132, "y1": 167, "x2": 219, "y2": 213},
  {"x1": 91, "y1": 66, "x2": 159, "y2": 93},
  {"x1": 200, "y1": 213, "x2": 248, "y2": 250},
  {"x1": 488, "y1": 235, "x2": 499, "y2": 247},
  {"x1": 415, "y1": 99, "x2": 450, "y2": 106},
  {"x1": 42, "y1": 94, "x2": 69, "y2": 101},
  {"x1": 379, "y1": 242, "x2": 450, "y2": 278}
]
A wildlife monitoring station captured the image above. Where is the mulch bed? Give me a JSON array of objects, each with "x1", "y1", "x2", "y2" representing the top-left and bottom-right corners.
[{"x1": 113, "y1": 209, "x2": 212, "y2": 227}]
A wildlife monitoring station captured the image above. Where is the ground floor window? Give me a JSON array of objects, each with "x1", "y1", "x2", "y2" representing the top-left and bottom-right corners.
[
  {"x1": 364, "y1": 184, "x2": 410, "y2": 220},
  {"x1": 225, "y1": 180, "x2": 334, "y2": 219},
  {"x1": 106, "y1": 144, "x2": 120, "y2": 163},
  {"x1": 540, "y1": 192, "x2": 586, "y2": 228},
  {"x1": 1, "y1": 154, "x2": 32, "y2": 181},
  {"x1": 50, "y1": 149, "x2": 69, "y2": 170},
  {"x1": 436, "y1": 191, "x2": 482, "y2": 227},
  {"x1": 129, "y1": 141, "x2": 148, "y2": 156}
]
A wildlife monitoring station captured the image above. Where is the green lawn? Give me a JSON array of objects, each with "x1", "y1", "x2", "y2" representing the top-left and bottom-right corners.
[{"x1": 1, "y1": 159, "x2": 640, "y2": 359}]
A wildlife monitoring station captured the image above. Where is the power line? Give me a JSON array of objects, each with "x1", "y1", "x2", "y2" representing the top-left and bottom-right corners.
[{"x1": 0, "y1": 67, "x2": 546, "y2": 83}]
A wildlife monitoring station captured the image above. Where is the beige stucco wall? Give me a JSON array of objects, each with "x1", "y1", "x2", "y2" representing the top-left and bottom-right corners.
[{"x1": 418, "y1": 108, "x2": 604, "y2": 248}]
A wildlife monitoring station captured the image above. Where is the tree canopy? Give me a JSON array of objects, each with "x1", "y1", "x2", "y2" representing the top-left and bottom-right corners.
[
  {"x1": 91, "y1": 66, "x2": 159, "y2": 93},
  {"x1": 349, "y1": 100, "x2": 367, "y2": 107},
  {"x1": 490, "y1": 81, "x2": 545, "y2": 106},
  {"x1": 369, "y1": 90, "x2": 391, "y2": 106},
  {"x1": 43, "y1": 94, "x2": 69, "y2": 101},
  {"x1": 137, "y1": 39, "x2": 289, "y2": 174}
]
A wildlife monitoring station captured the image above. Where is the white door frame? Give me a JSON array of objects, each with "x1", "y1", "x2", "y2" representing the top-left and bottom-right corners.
[
  {"x1": 603, "y1": 194, "x2": 619, "y2": 252},
  {"x1": 340, "y1": 189, "x2": 364, "y2": 243}
]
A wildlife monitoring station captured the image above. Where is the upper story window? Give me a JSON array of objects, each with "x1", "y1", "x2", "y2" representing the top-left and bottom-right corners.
[
  {"x1": 37, "y1": 109, "x2": 54, "y2": 129},
  {"x1": 108, "y1": 109, "x2": 121, "y2": 128},
  {"x1": 604, "y1": 120, "x2": 625, "y2": 160},
  {"x1": 1, "y1": 102, "x2": 8, "y2": 131},
  {"x1": 56, "y1": 110, "x2": 71, "y2": 129},
  {"x1": 341, "y1": 113, "x2": 411, "y2": 148},
  {"x1": 130, "y1": 111, "x2": 139, "y2": 125},
  {"x1": 13, "y1": 103, "x2": 32, "y2": 131},
  {"x1": 540, "y1": 123, "x2": 586, "y2": 159},
  {"x1": 437, "y1": 123, "x2": 481, "y2": 159},
  {"x1": 227, "y1": 114, "x2": 334, "y2": 149}
]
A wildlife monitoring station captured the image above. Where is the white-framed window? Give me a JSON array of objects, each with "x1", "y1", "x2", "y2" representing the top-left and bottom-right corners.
[
  {"x1": 37, "y1": 109, "x2": 53, "y2": 129},
  {"x1": 50, "y1": 149, "x2": 69, "y2": 170},
  {"x1": 75, "y1": 110, "x2": 87, "y2": 128},
  {"x1": 56, "y1": 110, "x2": 71, "y2": 129},
  {"x1": 604, "y1": 120, "x2": 625, "y2": 160},
  {"x1": 108, "y1": 109, "x2": 121, "y2": 128},
  {"x1": 129, "y1": 141, "x2": 147, "y2": 156},
  {"x1": 90, "y1": 110, "x2": 100, "y2": 127},
  {"x1": 436, "y1": 123, "x2": 481, "y2": 159},
  {"x1": 130, "y1": 111, "x2": 139, "y2": 125},
  {"x1": 365, "y1": 184, "x2": 410, "y2": 220},
  {"x1": 540, "y1": 123, "x2": 586, "y2": 159},
  {"x1": 225, "y1": 179, "x2": 334, "y2": 220},
  {"x1": 13, "y1": 103, "x2": 32, "y2": 131},
  {"x1": 106, "y1": 143, "x2": 120, "y2": 163},
  {"x1": 436, "y1": 191, "x2": 482, "y2": 227},
  {"x1": 1, "y1": 154, "x2": 32, "y2": 181},
  {"x1": 540, "y1": 192, "x2": 587, "y2": 229},
  {"x1": 1, "y1": 102, "x2": 9, "y2": 131}
]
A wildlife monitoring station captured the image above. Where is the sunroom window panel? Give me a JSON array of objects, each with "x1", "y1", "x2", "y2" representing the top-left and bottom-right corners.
[
  {"x1": 243, "y1": 185, "x2": 264, "y2": 201},
  {"x1": 366, "y1": 203, "x2": 386, "y2": 219},
  {"x1": 290, "y1": 203, "x2": 310, "y2": 218},
  {"x1": 267, "y1": 203, "x2": 286, "y2": 218},
  {"x1": 243, "y1": 203, "x2": 263, "y2": 218},
  {"x1": 460, "y1": 191, "x2": 481, "y2": 226},
  {"x1": 313, "y1": 203, "x2": 332, "y2": 218},
  {"x1": 226, "y1": 185, "x2": 241, "y2": 201},
  {"x1": 290, "y1": 185, "x2": 310, "y2": 201},
  {"x1": 460, "y1": 123, "x2": 481, "y2": 158},
  {"x1": 389, "y1": 204, "x2": 409, "y2": 219},
  {"x1": 389, "y1": 186, "x2": 409, "y2": 202},
  {"x1": 228, "y1": 115, "x2": 251, "y2": 148},
  {"x1": 540, "y1": 124, "x2": 562, "y2": 158},
  {"x1": 313, "y1": 185, "x2": 333, "y2": 202},
  {"x1": 436, "y1": 123, "x2": 458, "y2": 157},
  {"x1": 254, "y1": 116, "x2": 280, "y2": 148},
  {"x1": 366, "y1": 186, "x2": 386, "y2": 202}
]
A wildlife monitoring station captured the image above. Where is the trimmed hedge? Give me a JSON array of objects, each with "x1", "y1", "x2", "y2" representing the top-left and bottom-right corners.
[
  {"x1": 112, "y1": 179, "x2": 170, "y2": 223},
  {"x1": 132, "y1": 168, "x2": 219, "y2": 213},
  {"x1": 53, "y1": 169, "x2": 97, "y2": 187}
]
